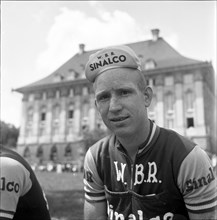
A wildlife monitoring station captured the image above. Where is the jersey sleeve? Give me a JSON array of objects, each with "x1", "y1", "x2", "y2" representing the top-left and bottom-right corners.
[
  {"x1": 83, "y1": 148, "x2": 106, "y2": 203},
  {"x1": 0, "y1": 157, "x2": 32, "y2": 219},
  {"x1": 177, "y1": 145, "x2": 217, "y2": 214}
]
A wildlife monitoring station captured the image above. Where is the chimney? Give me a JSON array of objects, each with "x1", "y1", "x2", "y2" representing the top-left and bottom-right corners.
[
  {"x1": 151, "y1": 29, "x2": 160, "y2": 42},
  {"x1": 79, "y1": 43, "x2": 85, "y2": 54}
]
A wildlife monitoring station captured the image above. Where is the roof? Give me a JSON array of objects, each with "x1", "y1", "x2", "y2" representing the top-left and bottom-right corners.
[{"x1": 15, "y1": 37, "x2": 205, "y2": 93}]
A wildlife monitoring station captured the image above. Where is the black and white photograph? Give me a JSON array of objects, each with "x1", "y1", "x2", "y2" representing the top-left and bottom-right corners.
[{"x1": 1, "y1": 1, "x2": 216, "y2": 220}]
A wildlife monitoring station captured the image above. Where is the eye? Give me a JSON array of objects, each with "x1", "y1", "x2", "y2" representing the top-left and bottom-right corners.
[
  {"x1": 97, "y1": 93, "x2": 110, "y2": 102},
  {"x1": 120, "y1": 89, "x2": 131, "y2": 96}
]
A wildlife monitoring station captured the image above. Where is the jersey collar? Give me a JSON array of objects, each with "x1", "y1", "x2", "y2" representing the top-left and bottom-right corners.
[{"x1": 114, "y1": 120, "x2": 160, "y2": 156}]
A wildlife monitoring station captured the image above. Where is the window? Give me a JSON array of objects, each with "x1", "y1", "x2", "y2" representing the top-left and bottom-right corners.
[
  {"x1": 50, "y1": 145, "x2": 58, "y2": 161},
  {"x1": 39, "y1": 124, "x2": 46, "y2": 136},
  {"x1": 36, "y1": 145, "x2": 43, "y2": 163},
  {"x1": 187, "y1": 117, "x2": 194, "y2": 128},
  {"x1": 67, "y1": 104, "x2": 74, "y2": 134},
  {"x1": 69, "y1": 88, "x2": 74, "y2": 97},
  {"x1": 39, "y1": 106, "x2": 46, "y2": 136},
  {"x1": 28, "y1": 93, "x2": 34, "y2": 102},
  {"x1": 186, "y1": 90, "x2": 194, "y2": 111},
  {"x1": 165, "y1": 92, "x2": 174, "y2": 129},
  {"x1": 53, "y1": 73, "x2": 63, "y2": 82},
  {"x1": 26, "y1": 126, "x2": 32, "y2": 137},
  {"x1": 144, "y1": 59, "x2": 156, "y2": 70},
  {"x1": 166, "y1": 117, "x2": 174, "y2": 129},
  {"x1": 68, "y1": 109, "x2": 74, "y2": 119},
  {"x1": 53, "y1": 105, "x2": 60, "y2": 120},
  {"x1": 68, "y1": 69, "x2": 75, "y2": 80},
  {"x1": 56, "y1": 90, "x2": 60, "y2": 99},
  {"x1": 165, "y1": 92, "x2": 174, "y2": 111},
  {"x1": 26, "y1": 107, "x2": 33, "y2": 136},
  {"x1": 146, "y1": 78, "x2": 155, "y2": 87},
  {"x1": 68, "y1": 104, "x2": 74, "y2": 120},
  {"x1": 65, "y1": 144, "x2": 72, "y2": 157},
  {"x1": 53, "y1": 125, "x2": 59, "y2": 135},
  {"x1": 42, "y1": 92, "x2": 47, "y2": 101},
  {"x1": 82, "y1": 117, "x2": 89, "y2": 131},
  {"x1": 23, "y1": 146, "x2": 30, "y2": 158},
  {"x1": 27, "y1": 108, "x2": 33, "y2": 122},
  {"x1": 83, "y1": 87, "x2": 88, "y2": 95},
  {"x1": 41, "y1": 112, "x2": 46, "y2": 121},
  {"x1": 40, "y1": 106, "x2": 46, "y2": 121},
  {"x1": 53, "y1": 104, "x2": 60, "y2": 135},
  {"x1": 184, "y1": 74, "x2": 193, "y2": 84},
  {"x1": 185, "y1": 90, "x2": 194, "y2": 129},
  {"x1": 36, "y1": 145, "x2": 43, "y2": 158},
  {"x1": 165, "y1": 76, "x2": 174, "y2": 86},
  {"x1": 82, "y1": 102, "x2": 89, "y2": 118}
]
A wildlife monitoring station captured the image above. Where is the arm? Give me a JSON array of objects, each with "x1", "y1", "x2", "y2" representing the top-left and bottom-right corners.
[
  {"x1": 0, "y1": 157, "x2": 32, "y2": 219},
  {"x1": 83, "y1": 148, "x2": 107, "y2": 219},
  {"x1": 177, "y1": 146, "x2": 217, "y2": 220},
  {"x1": 84, "y1": 200, "x2": 107, "y2": 220}
]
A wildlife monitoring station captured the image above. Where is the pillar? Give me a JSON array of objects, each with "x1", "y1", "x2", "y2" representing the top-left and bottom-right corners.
[
  {"x1": 194, "y1": 72, "x2": 206, "y2": 135},
  {"x1": 155, "y1": 76, "x2": 164, "y2": 127},
  {"x1": 174, "y1": 73, "x2": 184, "y2": 135},
  {"x1": 89, "y1": 94, "x2": 96, "y2": 130}
]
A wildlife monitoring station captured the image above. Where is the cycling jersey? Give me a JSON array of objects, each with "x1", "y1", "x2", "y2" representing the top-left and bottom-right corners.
[
  {"x1": 0, "y1": 145, "x2": 51, "y2": 220},
  {"x1": 84, "y1": 122, "x2": 216, "y2": 220}
]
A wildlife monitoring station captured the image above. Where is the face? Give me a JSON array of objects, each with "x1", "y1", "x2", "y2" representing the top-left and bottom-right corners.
[{"x1": 94, "y1": 68, "x2": 152, "y2": 138}]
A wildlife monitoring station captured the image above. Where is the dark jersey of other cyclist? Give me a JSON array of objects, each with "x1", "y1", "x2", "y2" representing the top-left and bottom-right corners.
[{"x1": 0, "y1": 145, "x2": 51, "y2": 220}]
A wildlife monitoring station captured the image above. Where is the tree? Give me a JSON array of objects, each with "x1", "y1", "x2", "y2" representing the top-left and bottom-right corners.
[
  {"x1": 0, "y1": 121, "x2": 19, "y2": 148},
  {"x1": 83, "y1": 128, "x2": 110, "y2": 152}
]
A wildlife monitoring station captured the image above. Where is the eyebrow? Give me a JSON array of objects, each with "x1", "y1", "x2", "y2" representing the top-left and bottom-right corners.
[
  {"x1": 95, "y1": 86, "x2": 135, "y2": 97},
  {"x1": 95, "y1": 90, "x2": 108, "y2": 98}
]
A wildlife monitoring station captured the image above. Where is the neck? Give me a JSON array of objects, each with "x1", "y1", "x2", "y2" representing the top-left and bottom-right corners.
[{"x1": 117, "y1": 119, "x2": 151, "y2": 160}]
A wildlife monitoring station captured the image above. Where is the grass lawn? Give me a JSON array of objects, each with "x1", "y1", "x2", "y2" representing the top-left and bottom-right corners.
[{"x1": 36, "y1": 171, "x2": 84, "y2": 220}]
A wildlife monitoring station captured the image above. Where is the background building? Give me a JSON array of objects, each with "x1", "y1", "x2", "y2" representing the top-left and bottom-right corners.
[{"x1": 15, "y1": 29, "x2": 216, "y2": 165}]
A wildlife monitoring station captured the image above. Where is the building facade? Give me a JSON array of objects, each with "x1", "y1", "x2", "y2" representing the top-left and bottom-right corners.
[{"x1": 15, "y1": 29, "x2": 216, "y2": 165}]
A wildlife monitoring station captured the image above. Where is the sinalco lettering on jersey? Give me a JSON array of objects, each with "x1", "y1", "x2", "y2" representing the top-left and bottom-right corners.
[
  {"x1": 108, "y1": 205, "x2": 174, "y2": 220},
  {"x1": 84, "y1": 170, "x2": 93, "y2": 182},
  {"x1": 185, "y1": 167, "x2": 215, "y2": 192},
  {"x1": 89, "y1": 52, "x2": 127, "y2": 71},
  {"x1": 0, "y1": 177, "x2": 20, "y2": 193}
]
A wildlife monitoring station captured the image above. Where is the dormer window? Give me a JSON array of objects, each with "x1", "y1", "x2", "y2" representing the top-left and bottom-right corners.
[
  {"x1": 144, "y1": 59, "x2": 156, "y2": 70},
  {"x1": 53, "y1": 73, "x2": 64, "y2": 82},
  {"x1": 68, "y1": 69, "x2": 79, "y2": 80},
  {"x1": 68, "y1": 69, "x2": 76, "y2": 80}
]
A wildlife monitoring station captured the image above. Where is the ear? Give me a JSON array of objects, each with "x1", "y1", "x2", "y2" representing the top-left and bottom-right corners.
[
  {"x1": 95, "y1": 99, "x2": 100, "y2": 113},
  {"x1": 143, "y1": 86, "x2": 153, "y2": 107},
  {"x1": 95, "y1": 99, "x2": 98, "y2": 108},
  {"x1": 95, "y1": 100, "x2": 102, "y2": 118}
]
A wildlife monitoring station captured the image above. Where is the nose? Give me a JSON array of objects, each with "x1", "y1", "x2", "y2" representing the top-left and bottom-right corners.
[{"x1": 109, "y1": 95, "x2": 122, "y2": 112}]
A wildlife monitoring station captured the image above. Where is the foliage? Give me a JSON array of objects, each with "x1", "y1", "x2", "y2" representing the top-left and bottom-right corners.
[
  {"x1": 83, "y1": 128, "x2": 110, "y2": 152},
  {"x1": 0, "y1": 121, "x2": 19, "y2": 148}
]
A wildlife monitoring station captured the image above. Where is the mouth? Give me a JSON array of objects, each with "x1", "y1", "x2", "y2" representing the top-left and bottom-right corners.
[{"x1": 110, "y1": 116, "x2": 129, "y2": 122}]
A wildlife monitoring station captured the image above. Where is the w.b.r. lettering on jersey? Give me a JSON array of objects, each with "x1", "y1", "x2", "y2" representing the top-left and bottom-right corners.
[
  {"x1": 114, "y1": 161, "x2": 162, "y2": 186},
  {"x1": 89, "y1": 52, "x2": 127, "y2": 71}
]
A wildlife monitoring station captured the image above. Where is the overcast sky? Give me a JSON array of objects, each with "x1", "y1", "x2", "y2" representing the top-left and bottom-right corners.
[{"x1": 1, "y1": 1, "x2": 216, "y2": 127}]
